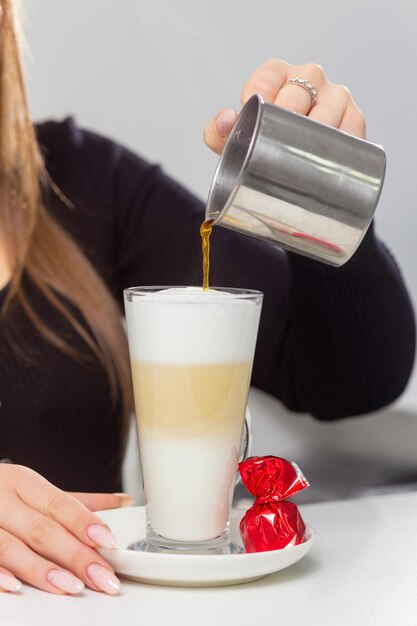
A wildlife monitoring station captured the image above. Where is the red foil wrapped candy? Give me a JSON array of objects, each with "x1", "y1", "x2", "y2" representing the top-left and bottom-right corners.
[{"x1": 238, "y1": 456, "x2": 309, "y2": 553}]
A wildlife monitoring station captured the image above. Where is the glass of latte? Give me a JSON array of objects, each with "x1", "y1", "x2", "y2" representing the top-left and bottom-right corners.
[{"x1": 124, "y1": 286, "x2": 263, "y2": 554}]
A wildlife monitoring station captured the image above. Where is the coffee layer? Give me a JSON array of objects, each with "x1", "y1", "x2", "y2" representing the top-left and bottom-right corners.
[{"x1": 131, "y1": 359, "x2": 252, "y2": 437}]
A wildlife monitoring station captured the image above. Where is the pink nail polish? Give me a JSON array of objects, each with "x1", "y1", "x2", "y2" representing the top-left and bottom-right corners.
[
  {"x1": 46, "y1": 569, "x2": 84, "y2": 594},
  {"x1": 216, "y1": 109, "x2": 237, "y2": 138},
  {"x1": 0, "y1": 571, "x2": 22, "y2": 592},
  {"x1": 113, "y1": 492, "x2": 135, "y2": 508},
  {"x1": 87, "y1": 563, "x2": 121, "y2": 595},
  {"x1": 87, "y1": 524, "x2": 117, "y2": 548}
]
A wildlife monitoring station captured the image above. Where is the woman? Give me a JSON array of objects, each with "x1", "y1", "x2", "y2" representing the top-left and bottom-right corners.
[{"x1": 0, "y1": 0, "x2": 415, "y2": 596}]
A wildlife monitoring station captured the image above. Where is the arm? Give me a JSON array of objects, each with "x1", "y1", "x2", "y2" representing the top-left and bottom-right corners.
[{"x1": 203, "y1": 58, "x2": 416, "y2": 419}]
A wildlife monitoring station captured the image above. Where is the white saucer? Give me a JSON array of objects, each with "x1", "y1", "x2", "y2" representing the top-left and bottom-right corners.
[{"x1": 97, "y1": 506, "x2": 315, "y2": 587}]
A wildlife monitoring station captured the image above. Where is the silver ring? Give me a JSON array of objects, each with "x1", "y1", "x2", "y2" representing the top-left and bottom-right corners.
[{"x1": 286, "y1": 77, "x2": 318, "y2": 106}]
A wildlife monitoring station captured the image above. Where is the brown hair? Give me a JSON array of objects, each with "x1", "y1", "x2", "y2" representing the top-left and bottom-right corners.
[{"x1": 0, "y1": 0, "x2": 133, "y2": 434}]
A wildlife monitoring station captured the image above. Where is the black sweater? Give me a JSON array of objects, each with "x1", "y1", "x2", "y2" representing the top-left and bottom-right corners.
[{"x1": 0, "y1": 118, "x2": 415, "y2": 492}]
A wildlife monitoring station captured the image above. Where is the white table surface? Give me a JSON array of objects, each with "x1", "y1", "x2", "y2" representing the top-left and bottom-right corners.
[{"x1": 2, "y1": 491, "x2": 417, "y2": 626}]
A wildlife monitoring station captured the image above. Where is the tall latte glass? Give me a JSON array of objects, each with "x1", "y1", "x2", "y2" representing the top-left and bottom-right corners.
[{"x1": 124, "y1": 286, "x2": 263, "y2": 554}]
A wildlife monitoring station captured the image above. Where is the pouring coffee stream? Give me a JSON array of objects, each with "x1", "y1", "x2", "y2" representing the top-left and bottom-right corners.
[{"x1": 200, "y1": 218, "x2": 213, "y2": 291}]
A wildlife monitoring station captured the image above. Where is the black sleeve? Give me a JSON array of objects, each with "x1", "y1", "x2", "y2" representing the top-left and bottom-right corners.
[{"x1": 114, "y1": 147, "x2": 416, "y2": 421}]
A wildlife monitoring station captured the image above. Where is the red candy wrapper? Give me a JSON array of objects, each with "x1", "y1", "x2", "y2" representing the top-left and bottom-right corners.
[{"x1": 238, "y1": 456, "x2": 309, "y2": 553}]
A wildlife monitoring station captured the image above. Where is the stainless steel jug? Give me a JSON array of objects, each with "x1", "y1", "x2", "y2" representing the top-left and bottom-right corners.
[{"x1": 205, "y1": 94, "x2": 386, "y2": 266}]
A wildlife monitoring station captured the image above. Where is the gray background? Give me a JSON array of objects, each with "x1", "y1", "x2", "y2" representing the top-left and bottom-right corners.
[{"x1": 23, "y1": 0, "x2": 417, "y2": 413}]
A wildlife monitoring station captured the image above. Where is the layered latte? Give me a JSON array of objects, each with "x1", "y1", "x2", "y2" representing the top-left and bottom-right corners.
[{"x1": 125, "y1": 287, "x2": 262, "y2": 542}]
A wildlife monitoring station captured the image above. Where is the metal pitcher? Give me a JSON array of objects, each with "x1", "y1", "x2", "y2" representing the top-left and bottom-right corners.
[{"x1": 205, "y1": 94, "x2": 386, "y2": 266}]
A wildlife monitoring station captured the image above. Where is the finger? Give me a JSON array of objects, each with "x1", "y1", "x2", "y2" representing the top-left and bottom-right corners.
[
  {"x1": 339, "y1": 102, "x2": 367, "y2": 139},
  {"x1": 1, "y1": 499, "x2": 120, "y2": 594},
  {"x1": 0, "y1": 566, "x2": 22, "y2": 593},
  {"x1": 14, "y1": 467, "x2": 116, "y2": 549},
  {"x1": 69, "y1": 492, "x2": 135, "y2": 512},
  {"x1": 0, "y1": 528, "x2": 84, "y2": 595},
  {"x1": 203, "y1": 108, "x2": 238, "y2": 155},
  {"x1": 275, "y1": 63, "x2": 326, "y2": 115},
  {"x1": 241, "y1": 58, "x2": 288, "y2": 105},
  {"x1": 307, "y1": 84, "x2": 350, "y2": 128}
]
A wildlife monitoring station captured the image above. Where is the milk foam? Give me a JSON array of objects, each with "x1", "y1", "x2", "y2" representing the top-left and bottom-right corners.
[{"x1": 125, "y1": 287, "x2": 262, "y2": 364}]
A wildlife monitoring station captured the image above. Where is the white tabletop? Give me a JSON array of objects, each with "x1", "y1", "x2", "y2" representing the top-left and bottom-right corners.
[{"x1": 2, "y1": 491, "x2": 417, "y2": 626}]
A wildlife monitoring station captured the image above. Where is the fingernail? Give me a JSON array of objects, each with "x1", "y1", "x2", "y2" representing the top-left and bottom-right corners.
[
  {"x1": 113, "y1": 492, "x2": 135, "y2": 508},
  {"x1": 46, "y1": 569, "x2": 84, "y2": 595},
  {"x1": 215, "y1": 109, "x2": 237, "y2": 138},
  {"x1": 87, "y1": 524, "x2": 116, "y2": 549},
  {"x1": 87, "y1": 563, "x2": 121, "y2": 595},
  {"x1": 0, "y1": 571, "x2": 22, "y2": 592}
]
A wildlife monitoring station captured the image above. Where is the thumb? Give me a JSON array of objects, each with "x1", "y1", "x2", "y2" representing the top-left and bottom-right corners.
[
  {"x1": 67, "y1": 491, "x2": 135, "y2": 511},
  {"x1": 204, "y1": 108, "x2": 238, "y2": 155}
]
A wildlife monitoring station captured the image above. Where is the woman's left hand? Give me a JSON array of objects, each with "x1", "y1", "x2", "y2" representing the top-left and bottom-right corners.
[{"x1": 204, "y1": 58, "x2": 366, "y2": 154}]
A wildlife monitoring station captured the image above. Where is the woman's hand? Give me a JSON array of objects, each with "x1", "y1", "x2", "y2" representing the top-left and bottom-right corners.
[
  {"x1": 204, "y1": 58, "x2": 366, "y2": 154},
  {"x1": 0, "y1": 464, "x2": 129, "y2": 595}
]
